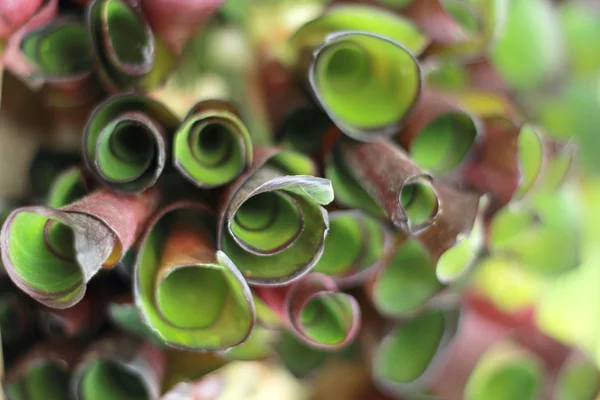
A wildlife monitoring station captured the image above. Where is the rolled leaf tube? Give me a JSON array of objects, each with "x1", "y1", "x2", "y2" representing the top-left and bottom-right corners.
[
  {"x1": 397, "y1": 92, "x2": 482, "y2": 174},
  {"x1": 83, "y1": 93, "x2": 179, "y2": 193},
  {"x1": 224, "y1": 325, "x2": 279, "y2": 361},
  {"x1": 309, "y1": 31, "x2": 422, "y2": 141},
  {"x1": 47, "y1": 167, "x2": 90, "y2": 208},
  {"x1": 464, "y1": 341, "x2": 544, "y2": 400},
  {"x1": 256, "y1": 273, "x2": 361, "y2": 350},
  {"x1": 313, "y1": 210, "x2": 390, "y2": 287},
  {"x1": 274, "y1": 330, "x2": 328, "y2": 378},
  {"x1": 218, "y1": 148, "x2": 333, "y2": 286},
  {"x1": 86, "y1": 0, "x2": 176, "y2": 92},
  {"x1": 20, "y1": 17, "x2": 98, "y2": 107},
  {"x1": 173, "y1": 100, "x2": 253, "y2": 188},
  {"x1": 1, "y1": 188, "x2": 159, "y2": 308},
  {"x1": 135, "y1": 202, "x2": 255, "y2": 350},
  {"x1": 108, "y1": 299, "x2": 165, "y2": 346},
  {"x1": 373, "y1": 308, "x2": 460, "y2": 395},
  {"x1": 326, "y1": 138, "x2": 439, "y2": 233},
  {"x1": 5, "y1": 342, "x2": 79, "y2": 400},
  {"x1": 72, "y1": 336, "x2": 166, "y2": 400},
  {"x1": 290, "y1": 4, "x2": 429, "y2": 60}
]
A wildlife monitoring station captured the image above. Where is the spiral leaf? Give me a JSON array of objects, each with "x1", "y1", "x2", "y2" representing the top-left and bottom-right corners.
[
  {"x1": 309, "y1": 31, "x2": 421, "y2": 141},
  {"x1": 135, "y1": 202, "x2": 255, "y2": 351},
  {"x1": 86, "y1": 0, "x2": 176, "y2": 91},
  {"x1": 219, "y1": 148, "x2": 333, "y2": 286},
  {"x1": 1, "y1": 188, "x2": 159, "y2": 308},
  {"x1": 83, "y1": 93, "x2": 179, "y2": 193},
  {"x1": 173, "y1": 100, "x2": 253, "y2": 188}
]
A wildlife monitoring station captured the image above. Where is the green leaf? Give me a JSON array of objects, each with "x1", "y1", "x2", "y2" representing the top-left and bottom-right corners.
[
  {"x1": 514, "y1": 124, "x2": 544, "y2": 199},
  {"x1": 108, "y1": 302, "x2": 165, "y2": 346},
  {"x1": 464, "y1": 341, "x2": 543, "y2": 400},
  {"x1": 87, "y1": 0, "x2": 176, "y2": 91},
  {"x1": 372, "y1": 239, "x2": 442, "y2": 316},
  {"x1": 275, "y1": 330, "x2": 328, "y2": 377},
  {"x1": 173, "y1": 100, "x2": 253, "y2": 188},
  {"x1": 310, "y1": 32, "x2": 421, "y2": 140},
  {"x1": 21, "y1": 18, "x2": 93, "y2": 78},
  {"x1": 554, "y1": 353, "x2": 600, "y2": 400},
  {"x1": 6, "y1": 360, "x2": 71, "y2": 400},
  {"x1": 220, "y1": 149, "x2": 333, "y2": 285},
  {"x1": 291, "y1": 4, "x2": 429, "y2": 59},
  {"x1": 224, "y1": 325, "x2": 278, "y2": 361},
  {"x1": 135, "y1": 202, "x2": 255, "y2": 350},
  {"x1": 29, "y1": 148, "x2": 81, "y2": 200},
  {"x1": 73, "y1": 337, "x2": 164, "y2": 400},
  {"x1": 491, "y1": 0, "x2": 564, "y2": 90},
  {"x1": 373, "y1": 309, "x2": 454, "y2": 389},
  {"x1": 314, "y1": 210, "x2": 387, "y2": 285},
  {"x1": 47, "y1": 167, "x2": 88, "y2": 208},
  {"x1": 83, "y1": 93, "x2": 179, "y2": 193}
]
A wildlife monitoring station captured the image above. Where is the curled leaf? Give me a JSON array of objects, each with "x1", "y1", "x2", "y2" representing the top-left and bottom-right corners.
[
  {"x1": 5, "y1": 342, "x2": 79, "y2": 400},
  {"x1": 397, "y1": 91, "x2": 482, "y2": 174},
  {"x1": 373, "y1": 308, "x2": 460, "y2": 395},
  {"x1": 135, "y1": 202, "x2": 255, "y2": 351},
  {"x1": 218, "y1": 148, "x2": 333, "y2": 286},
  {"x1": 83, "y1": 93, "x2": 179, "y2": 193},
  {"x1": 224, "y1": 325, "x2": 279, "y2": 361},
  {"x1": 72, "y1": 336, "x2": 166, "y2": 400},
  {"x1": 1, "y1": 188, "x2": 159, "y2": 308},
  {"x1": 371, "y1": 187, "x2": 483, "y2": 316},
  {"x1": 47, "y1": 167, "x2": 91, "y2": 208},
  {"x1": 108, "y1": 299, "x2": 165, "y2": 346},
  {"x1": 464, "y1": 341, "x2": 544, "y2": 400},
  {"x1": 29, "y1": 147, "x2": 82, "y2": 201},
  {"x1": 173, "y1": 100, "x2": 253, "y2": 188},
  {"x1": 291, "y1": 4, "x2": 429, "y2": 61},
  {"x1": 313, "y1": 210, "x2": 390, "y2": 287},
  {"x1": 20, "y1": 17, "x2": 98, "y2": 107},
  {"x1": 326, "y1": 138, "x2": 439, "y2": 233},
  {"x1": 256, "y1": 273, "x2": 361, "y2": 350},
  {"x1": 309, "y1": 31, "x2": 421, "y2": 141},
  {"x1": 86, "y1": 0, "x2": 176, "y2": 91}
]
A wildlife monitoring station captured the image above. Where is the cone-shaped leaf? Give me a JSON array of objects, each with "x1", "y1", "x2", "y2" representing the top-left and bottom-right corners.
[
  {"x1": 275, "y1": 330, "x2": 328, "y2": 378},
  {"x1": 135, "y1": 202, "x2": 255, "y2": 351},
  {"x1": 219, "y1": 148, "x2": 333, "y2": 286},
  {"x1": 83, "y1": 93, "x2": 179, "y2": 193},
  {"x1": 326, "y1": 138, "x2": 438, "y2": 233},
  {"x1": 291, "y1": 4, "x2": 429, "y2": 61},
  {"x1": 72, "y1": 337, "x2": 165, "y2": 400},
  {"x1": 489, "y1": 189, "x2": 580, "y2": 275},
  {"x1": 313, "y1": 210, "x2": 389, "y2": 287},
  {"x1": 464, "y1": 341, "x2": 544, "y2": 400},
  {"x1": 554, "y1": 353, "x2": 600, "y2": 400},
  {"x1": 29, "y1": 148, "x2": 81, "y2": 200},
  {"x1": 47, "y1": 167, "x2": 90, "y2": 208},
  {"x1": 1, "y1": 188, "x2": 159, "y2": 308},
  {"x1": 173, "y1": 100, "x2": 253, "y2": 188},
  {"x1": 373, "y1": 308, "x2": 459, "y2": 392},
  {"x1": 309, "y1": 32, "x2": 421, "y2": 141},
  {"x1": 86, "y1": 0, "x2": 176, "y2": 91},
  {"x1": 285, "y1": 273, "x2": 360, "y2": 349}
]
